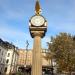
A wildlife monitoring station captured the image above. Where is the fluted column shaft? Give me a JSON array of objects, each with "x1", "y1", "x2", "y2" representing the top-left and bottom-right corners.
[{"x1": 32, "y1": 35, "x2": 42, "y2": 75}]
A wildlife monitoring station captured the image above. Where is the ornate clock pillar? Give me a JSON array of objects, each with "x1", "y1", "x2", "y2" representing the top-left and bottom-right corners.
[{"x1": 29, "y1": 0, "x2": 47, "y2": 75}]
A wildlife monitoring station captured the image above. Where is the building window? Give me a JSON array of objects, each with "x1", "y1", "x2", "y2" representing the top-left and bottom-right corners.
[
  {"x1": 4, "y1": 67, "x2": 7, "y2": 72},
  {"x1": 0, "y1": 58, "x2": 2, "y2": 61},
  {"x1": 0, "y1": 49, "x2": 1, "y2": 52},
  {"x1": 3, "y1": 60, "x2": 5, "y2": 63},
  {"x1": 2, "y1": 51, "x2": 3, "y2": 55},
  {"x1": 7, "y1": 53, "x2": 10, "y2": 57},
  {"x1": 6, "y1": 59, "x2": 9, "y2": 64}
]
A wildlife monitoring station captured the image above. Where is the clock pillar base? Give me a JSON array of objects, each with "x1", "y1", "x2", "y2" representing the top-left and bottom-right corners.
[{"x1": 32, "y1": 33, "x2": 42, "y2": 75}]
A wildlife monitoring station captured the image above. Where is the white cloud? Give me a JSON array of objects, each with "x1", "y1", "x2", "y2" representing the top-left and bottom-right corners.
[
  {"x1": 0, "y1": 0, "x2": 75, "y2": 49},
  {"x1": 0, "y1": 0, "x2": 33, "y2": 20},
  {"x1": 0, "y1": 22, "x2": 33, "y2": 48}
]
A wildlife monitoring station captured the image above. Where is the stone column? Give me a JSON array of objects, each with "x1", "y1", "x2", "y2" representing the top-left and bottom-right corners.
[{"x1": 32, "y1": 32, "x2": 42, "y2": 75}]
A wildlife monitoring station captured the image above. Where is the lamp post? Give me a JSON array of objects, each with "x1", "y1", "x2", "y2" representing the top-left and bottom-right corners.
[
  {"x1": 24, "y1": 40, "x2": 29, "y2": 75},
  {"x1": 25, "y1": 40, "x2": 29, "y2": 67}
]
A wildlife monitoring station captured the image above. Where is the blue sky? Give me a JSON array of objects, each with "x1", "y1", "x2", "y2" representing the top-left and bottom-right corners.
[{"x1": 0, "y1": 0, "x2": 75, "y2": 49}]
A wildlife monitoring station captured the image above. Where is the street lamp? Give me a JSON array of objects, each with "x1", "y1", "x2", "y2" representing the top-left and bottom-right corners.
[
  {"x1": 25, "y1": 40, "x2": 29, "y2": 67},
  {"x1": 24, "y1": 40, "x2": 29, "y2": 75}
]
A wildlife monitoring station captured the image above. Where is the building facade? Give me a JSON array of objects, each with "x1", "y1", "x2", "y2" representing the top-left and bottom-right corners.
[
  {"x1": 5, "y1": 47, "x2": 18, "y2": 75},
  {"x1": 0, "y1": 38, "x2": 19, "y2": 75},
  {"x1": 0, "y1": 42, "x2": 7, "y2": 74},
  {"x1": 17, "y1": 49, "x2": 56, "y2": 75},
  {"x1": 0, "y1": 39, "x2": 8, "y2": 75},
  {"x1": 18, "y1": 49, "x2": 32, "y2": 66}
]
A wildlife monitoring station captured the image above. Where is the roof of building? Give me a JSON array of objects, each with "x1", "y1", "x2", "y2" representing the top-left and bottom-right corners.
[{"x1": 0, "y1": 38, "x2": 18, "y2": 49}]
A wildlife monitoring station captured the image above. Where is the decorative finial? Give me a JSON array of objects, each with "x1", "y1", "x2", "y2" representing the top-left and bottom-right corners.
[{"x1": 35, "y1": 0, "x2": 42, "y2": 15}]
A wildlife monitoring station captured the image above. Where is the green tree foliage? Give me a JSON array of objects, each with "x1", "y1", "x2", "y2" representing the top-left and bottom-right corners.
[{"x1": 48, "y1": 33, "x2": 75, "y2": 74}]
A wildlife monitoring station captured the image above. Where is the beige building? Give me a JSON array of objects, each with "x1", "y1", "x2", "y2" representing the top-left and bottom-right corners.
[
  {"x1": 17, "y1": 49, "x2": 51, "y2": 67},
  {"x1": 17, "y1": 49, "x2": 56, "y2": 75},
  {"x1": 18, "y1": 49, "x2": 32, "y2": 66}
]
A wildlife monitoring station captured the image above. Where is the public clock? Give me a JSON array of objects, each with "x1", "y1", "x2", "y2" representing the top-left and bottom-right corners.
[{"x1": 30, "y1": 15, "x2": 45, "y2": 26}]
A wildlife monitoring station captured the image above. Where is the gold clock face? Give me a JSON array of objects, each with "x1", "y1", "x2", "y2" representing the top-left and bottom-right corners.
[{"x1": 31, "y1": 15, "x2": 45, "y2": 26}]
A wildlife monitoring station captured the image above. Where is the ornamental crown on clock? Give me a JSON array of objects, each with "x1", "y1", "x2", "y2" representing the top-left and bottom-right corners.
[{"x1": 29, "y1": 0, "x2": 47, "y2": 27}]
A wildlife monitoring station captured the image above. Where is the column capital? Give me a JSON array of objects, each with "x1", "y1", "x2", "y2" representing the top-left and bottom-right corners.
[{"x1": 30, "y1": 31, "x2": 45, "y2": 38}]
